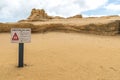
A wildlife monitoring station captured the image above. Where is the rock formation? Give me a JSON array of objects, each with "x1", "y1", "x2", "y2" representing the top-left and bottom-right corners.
[
  {"x1": 27, "y1": 8, "x2": 52, "y2": 21},
  {"x1": 100, "y1": 15, "x2": 119, "y2": 18},
  {"x1": 53, "y1": 16, "x2": 64, "y2": 19},
  {"x1": 19, "y1": 8, "x2": 83, "y2": 22},
  {"x1": 15, "y1": 8, "x2": 120, "y2": 36},
  {"x1": 67, "y1": 14, "x2": 82, "y2": 19},
  {"x1": 27, "y1": 8, "x2": 83, "y2": 21}
]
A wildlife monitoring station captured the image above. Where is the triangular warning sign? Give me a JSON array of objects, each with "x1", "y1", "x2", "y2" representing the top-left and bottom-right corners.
[{"x1": 12, "y1": 33, "x2": 19, "y2": 40}]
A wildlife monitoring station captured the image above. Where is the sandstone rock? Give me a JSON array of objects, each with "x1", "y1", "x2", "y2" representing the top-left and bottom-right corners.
[
  {"x1": 27, "y1": 8, "x2": 52, "y2": 21},
  {"x1": 100, "y1": 15, "x2": 119, "y2": 19},
  {"x1": 53, "y1": 16, "x2": 65, "y2": 19},
  {"x1": 15, "y1": 8, "x2": 120, "y2": 36},
  {"x1": 67, "y1": 14, "x2": 82, "y2": 19}
]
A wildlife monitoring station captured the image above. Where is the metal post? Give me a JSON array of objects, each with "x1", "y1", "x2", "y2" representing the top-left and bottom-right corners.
[{"x1": 18, "y1": 43, "x2": 24, "y2": 67}]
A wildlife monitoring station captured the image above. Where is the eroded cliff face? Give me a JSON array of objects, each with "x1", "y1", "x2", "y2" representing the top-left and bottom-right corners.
[{"x1": 1, "y1": 8, "x2": 120, "y2": 36}]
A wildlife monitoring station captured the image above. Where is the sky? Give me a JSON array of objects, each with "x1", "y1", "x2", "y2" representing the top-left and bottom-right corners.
[{"x1": 0, "y1": 0, "x2": 120, "y2": 22}]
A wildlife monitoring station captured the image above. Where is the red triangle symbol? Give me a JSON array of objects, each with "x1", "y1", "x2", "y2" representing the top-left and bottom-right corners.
[{"x1": 12, "y1": 33, "x2": 19, "y2": 40}]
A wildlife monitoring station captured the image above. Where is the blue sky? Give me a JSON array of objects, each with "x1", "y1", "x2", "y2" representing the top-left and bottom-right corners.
[
  {"x1": 0, "y1": 0, "x2": 119, "y2": 22},
  {"x1": 82, "y1": 0, "x2": 120, "y2": 16}
]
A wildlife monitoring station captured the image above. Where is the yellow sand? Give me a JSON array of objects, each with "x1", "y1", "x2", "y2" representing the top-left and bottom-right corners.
[{"x1": 0, "y1": 32, "x2": 120, "y2": 80}]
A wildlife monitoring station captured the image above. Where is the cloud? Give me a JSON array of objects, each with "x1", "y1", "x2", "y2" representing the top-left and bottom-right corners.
[
  {"x1": 105, "y1": 4, "x2": 120, "y2": 11},
  {"x1": 0, "y1": 0, "x2": 108, "y2": 22}
]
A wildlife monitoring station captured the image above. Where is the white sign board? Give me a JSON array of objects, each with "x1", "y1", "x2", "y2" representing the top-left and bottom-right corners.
[{"x1": 11, "y1": 28, "x2": 31, "y2": 43}]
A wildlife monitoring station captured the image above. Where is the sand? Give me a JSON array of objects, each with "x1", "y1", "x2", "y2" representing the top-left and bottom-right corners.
[{"x1": 0, "y1": 32, "x2": 120, "y2": 80}]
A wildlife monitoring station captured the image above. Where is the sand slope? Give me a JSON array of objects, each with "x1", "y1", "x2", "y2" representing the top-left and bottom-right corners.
[{"x1": 0, "y1": 33, "x2": 120, "y2": 80}]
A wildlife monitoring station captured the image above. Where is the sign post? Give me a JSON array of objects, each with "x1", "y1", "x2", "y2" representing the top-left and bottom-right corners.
[
  {"x1": 19, "y1": 43, "x2": 24, "y2": 67},
  {"x1": 11, "y1": 28, "x2": 31, "y2": 68}
]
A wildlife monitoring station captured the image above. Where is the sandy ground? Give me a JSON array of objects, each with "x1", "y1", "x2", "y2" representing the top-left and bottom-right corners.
[{"x1": 0, "y1": 32, "x2": 120, "y2": 80}]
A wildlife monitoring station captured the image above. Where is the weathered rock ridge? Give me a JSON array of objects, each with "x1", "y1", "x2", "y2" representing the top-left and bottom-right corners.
[
  {"x1": 0, "y1": 8, "x2": 120, "y2": 36},
  {"x1": 20, "y1": 8, "x2": 82, "y2": 22}
]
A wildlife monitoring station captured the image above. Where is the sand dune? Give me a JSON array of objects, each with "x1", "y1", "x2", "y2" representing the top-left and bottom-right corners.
[{"x1": 0, "y1": 32, "x2": 120, "y2": 80}]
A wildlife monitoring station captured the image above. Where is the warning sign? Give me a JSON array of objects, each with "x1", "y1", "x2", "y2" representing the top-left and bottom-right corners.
[
  {"x1": 12, "y1": 33, "x2": 19, "y2": 40},
  {"x1": 11, "y1": 28, "x2": 31, "y2": 43}
]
